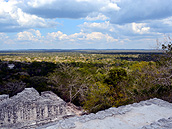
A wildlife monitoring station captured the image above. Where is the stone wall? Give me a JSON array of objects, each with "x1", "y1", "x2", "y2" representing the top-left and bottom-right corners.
[
  {"x1": 1, "y1": 88, "x2": 172, "y2": 129},
  {"x1": 39, "y1": 98, "x2": 172, "y2": 129},
  {"x1": 0, "y1": 88, "x2": 76, "y2": 128}
]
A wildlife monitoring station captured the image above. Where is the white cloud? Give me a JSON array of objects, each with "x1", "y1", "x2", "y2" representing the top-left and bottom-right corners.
[
  {"x1": 100, "y1": 2, "x2": 120, "y2": 12},
  {"x1": 112, "y1": 22, "x2": 162, "y2": 38},
  {"x1": 79, "y1": 20, "x2": 161, "y2": 44},
  {"x1": 69, "y1": 31, "x2": 117, "y2": 42},
  {"x1": 86, "y1": 32, "x2": 105, "y2": 40},
  {"x1": 0, "y1": 0, "x2": 57, "y2": 32},
  {"x1": 86, "y1": 13, "x2": 109, "y2": 21},
  {"x1": 23, "y1": 0, "x2": 172, "y2": 25},
  {"x1": 110, "y1": 0, "x2": 172, "y2": 24},
  {"x1": 47, "y1": 31, "x2": 117, "y2": 43},
  {"x1": 0, "y1": 32, "x2": 16, "y2": 47},
  {"x1": 1, "y1": 0, "x2": 172, "y2": 50},
  {"x1": 162, "y1": 17, "x2": 172, "y2": 26},
  {"x1": 47, "y1": 31, "x2": 68, "y2": 41},
  {"x1": 132, "y1": 23, "x2": 150, "y2": 34},
  {"x1": 79, "y1": 21, "x2": 115, "y2": 33},
  {"x1": 0, "y1": 33, "x2": 8, "y2": 40},
  {"x1": 148, "y1": 17, "x2": 172, "y2": 33},
  {"x1": 69, "y1": 32, "x2": 85, "y2": 41},
  {"x1": 23, "y1": 0, "x2": 120, "y2": 19},
  {"x1": 17, "y1": 29, "x2": 43, "y2": 42},
  {"x1": 12, "y1": 8, "x2": 48, "y2": 28},
  {"x1": 81, "y1": 21, "x2": 110, "y2": 29},
  {"x1": 27, "y1": 0, "x2": 56, "y2": 8},
  {"x1": 1, "y1": 0, "x2": 172, "y2": 36}
]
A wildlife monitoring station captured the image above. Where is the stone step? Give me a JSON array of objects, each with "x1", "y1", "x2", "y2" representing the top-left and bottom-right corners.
[{"x1": 38, "y1": 98, "x2": 172, "y2": 129}]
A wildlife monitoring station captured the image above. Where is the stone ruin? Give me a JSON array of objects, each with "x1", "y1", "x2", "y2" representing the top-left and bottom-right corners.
[
  {"x1": 0, "y1": 95, "x2": 9, "y2": 102},
  {"x1": 1, "y1": 88, "x2": 172, "y2": 129},
  {"x1": 0, "y1": 88, "x2": 83, "y2": 129},
  {"x1": 38, "y1": 98, "x2": 172, "y2": 129}
]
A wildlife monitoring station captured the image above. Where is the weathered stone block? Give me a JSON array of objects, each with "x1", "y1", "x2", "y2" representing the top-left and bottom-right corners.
[
  {"x1": 0, "y1": 88, "x2": 79, "y2": 128},
  {"x1": 0, "y1": 95, "x2": 9, "y2": 102}
]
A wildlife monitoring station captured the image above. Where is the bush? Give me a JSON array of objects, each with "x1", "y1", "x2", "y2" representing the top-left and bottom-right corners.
[{"x1": 104, "y1": 68, "x2": 127, "y2": 87}]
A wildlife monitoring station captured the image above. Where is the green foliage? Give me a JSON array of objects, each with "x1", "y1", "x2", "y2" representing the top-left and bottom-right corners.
[
  {"x1": 104, "y1": 68, "x2": 127, "y2": 87},
  {"x1": 83, "y1": 83, "x2": 112, "y2": 113},
  {"x1": 0, "y1": 79, "x2": 26, "y2": 97},
  {"x1": 0, "y1": 49, "x2": 171, "y2": 113},
  {"x1": 27, "y1": 76, "x2": 49, "y2": 93},
  {"x1": 48, "y1": 63, "x2": 91, "y2": 104},
  {"x1": 27, "y1": 61, "x2": 56, "y2": 76}
]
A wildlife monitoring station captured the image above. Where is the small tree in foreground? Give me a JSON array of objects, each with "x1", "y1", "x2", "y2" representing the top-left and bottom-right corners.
[{"x1": 48, "y1": 63, "x2": 91, "y2": 104}]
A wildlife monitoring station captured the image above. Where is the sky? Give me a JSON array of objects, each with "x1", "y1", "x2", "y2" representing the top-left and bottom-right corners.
[{"x1": 0, "y1": 0, "x2": 172, "y2": 50}]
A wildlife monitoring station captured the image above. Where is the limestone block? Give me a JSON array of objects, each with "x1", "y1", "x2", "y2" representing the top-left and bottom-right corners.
[
  {"x1": 0, "y1": 95, "x2": 9, "y2": 102},
  {"x1": 0, "y1": 88, "x2": 79, "y2": 128}
]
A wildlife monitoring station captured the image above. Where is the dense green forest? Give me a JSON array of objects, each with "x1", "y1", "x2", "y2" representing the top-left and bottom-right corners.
[{"x1": 0, "y1": 48, "x2": 171, "y2": 113}]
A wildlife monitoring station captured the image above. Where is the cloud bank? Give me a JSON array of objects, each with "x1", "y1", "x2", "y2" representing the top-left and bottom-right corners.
[{"x1": 0, "y1": 0, "x2": 172, "y2": 49}]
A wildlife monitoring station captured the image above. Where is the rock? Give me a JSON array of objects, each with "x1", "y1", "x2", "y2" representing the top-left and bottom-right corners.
[
  {"x1": 2, "y1": 88, "x2": 172, "y2": 129},
  {"x1": 0, "y1": 94, "x2": 9, "y2": 102},
  {"x1": 66, "y1": 102, "x2": 85, "y2": 116},
  {"x1": 0, "y1": 88, "x2": 82, "y2": 129},
  {"x1": 40, "y1": 98, "x2": 172, "y2": 129},
  {"x1": 142, "y1": 117, "x2": 172, "y2": 129}
]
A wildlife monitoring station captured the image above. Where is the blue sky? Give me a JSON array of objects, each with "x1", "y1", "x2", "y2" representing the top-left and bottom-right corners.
[{"x1": 0, "y1": 0, "x2": 172, "y2": 50}]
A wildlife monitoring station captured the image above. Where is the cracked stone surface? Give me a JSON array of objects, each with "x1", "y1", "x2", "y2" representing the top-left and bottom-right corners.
[{"x1": 38, "y1": 98, "x2": 172, "y2": 129}]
